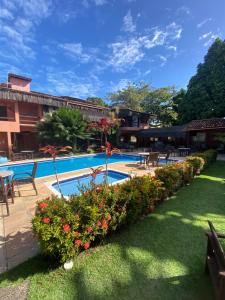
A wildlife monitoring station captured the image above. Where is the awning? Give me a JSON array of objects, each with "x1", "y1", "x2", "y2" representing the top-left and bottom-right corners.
[{"x1": 138, "y1": 125, "x2": 187, "y2": 138}]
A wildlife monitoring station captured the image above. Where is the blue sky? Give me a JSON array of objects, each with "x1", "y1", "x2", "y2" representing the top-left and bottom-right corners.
[{"x1": 0, "y1": 0, "x2": 224, "y2": 100}]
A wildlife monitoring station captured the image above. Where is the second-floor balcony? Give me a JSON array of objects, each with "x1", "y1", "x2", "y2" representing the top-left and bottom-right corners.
[{"x1": 19, "y1": 115, "x2": 41, "y2": 126}]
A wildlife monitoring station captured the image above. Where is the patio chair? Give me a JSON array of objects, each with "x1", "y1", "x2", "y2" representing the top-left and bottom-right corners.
[
  {"x1": 0, "y1": 176, "x2": 14, "y2": 216},
  {"x1": 159, "y1": 151, "x2": 171, "y2": 164},
  {"x1": 12, "y1": 162, "x2": 38, "y2": 196},
  {"x1": 146, "y1": 152, "x2": 159, "y2": 167}
]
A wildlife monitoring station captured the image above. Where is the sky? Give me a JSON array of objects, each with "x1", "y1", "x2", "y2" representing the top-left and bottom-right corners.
[{"x1": 0, "y1": 0, "x2": 224, "y2": 100}]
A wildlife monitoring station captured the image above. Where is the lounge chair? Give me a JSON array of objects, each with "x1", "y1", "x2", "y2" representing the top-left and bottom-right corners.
[
  {"x1": 146, "y1": 152, "x2": 159, "y2": 167},
  {"x1": 12, "y1": 162, "x2": 38, "y2": 196}
]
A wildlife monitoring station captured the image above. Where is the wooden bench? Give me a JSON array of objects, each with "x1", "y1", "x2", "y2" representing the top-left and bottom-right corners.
[{"x1": 205, "y1": 221, "x2": 225, "y2": 300}]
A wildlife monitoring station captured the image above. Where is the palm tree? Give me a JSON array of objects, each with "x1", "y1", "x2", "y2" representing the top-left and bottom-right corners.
[{"x1": 37, "y1": 108, "x2": 91, "y2": 152}]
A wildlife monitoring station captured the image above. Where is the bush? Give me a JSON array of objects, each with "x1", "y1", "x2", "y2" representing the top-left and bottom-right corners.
[
  {"x1": 32, "y1": 151, "x2": 217, "y2": 263},
  {"x1": 186, "y1": 156, "x2": 205, "y2": 175},
  {"x1": 192, "y1": 149, "x2": 217, "y2": 168}
]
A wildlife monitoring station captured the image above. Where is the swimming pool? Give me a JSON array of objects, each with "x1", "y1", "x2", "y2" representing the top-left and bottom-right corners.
[
  {"x1": 0, "y1": 153, "x2": 140, "y2": 179},
  {"x1": 0, "y1": 153, "x2": 178, "y2": 179},
  {"x1": 50, "y1": 170, "x2": 129, "y2": 197}
]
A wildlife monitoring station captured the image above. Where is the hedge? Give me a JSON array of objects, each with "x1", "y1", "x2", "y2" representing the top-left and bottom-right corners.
[{"x1": 32, "y1": 149, "x2": 217, "y2": 263}]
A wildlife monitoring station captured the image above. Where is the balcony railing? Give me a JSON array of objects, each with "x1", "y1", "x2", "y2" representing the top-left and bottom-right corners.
[
  {"x1": 0, "y1": 116, "x2": 16, "y2": 122},
  {"x1": 19, "y1": 115, "x2": 40, "y2": 125}
]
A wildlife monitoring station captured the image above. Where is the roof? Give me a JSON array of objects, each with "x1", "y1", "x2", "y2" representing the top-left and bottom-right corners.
[
  {"x1": 186, "y1": 118, "x2": 225, "y2": 131},
  {"x1": 138, "y1": 125, "x2": 186, "y2": 138},
  {"x1": 0, "y1": 87, "x2": 110, "y2": 121},
  {"x1": 8, "y1": 73, "x2": 32, "y2": 82}
]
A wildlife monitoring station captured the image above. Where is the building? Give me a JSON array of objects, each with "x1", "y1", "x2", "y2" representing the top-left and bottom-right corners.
[
  {"x1": 0, "y1": 74, "x2": 110, "y2": 157},
  {"x1": 115, "y1": 108, "x2": 152, "y2": 147}
]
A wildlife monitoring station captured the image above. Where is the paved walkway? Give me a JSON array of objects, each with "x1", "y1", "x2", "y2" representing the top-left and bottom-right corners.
[{"x1": 0, "y1": 156, "x2": 182, "y2": 274}]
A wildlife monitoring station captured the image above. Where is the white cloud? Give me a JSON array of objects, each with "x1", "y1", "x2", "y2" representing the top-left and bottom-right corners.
[
  {"x1": 0, "y1": 0, "x2": 53, "y2": 62},
  {"x1": 203, "y1": 34, "x2": 218, "y2": 47},
  {"x1": 197, "y1": 18, "x2": 212, "y2": 28},
  {"x1": 176, "y1": 6, "x2": 190, "y2": 16},
  {"x1": 167, "y1": 45, "x2": 177, "y2": 51},
  {"x1": 110, "y1": 78, "x2": 130, "y2": 92},
  {"x1": 109, "y1": 38, "x2": 144, "y2": 71},
  {"x1": 108, "y1": 22, "x2": 182, "y2": 71},
  {"x1": 0, "y1": 8, "x2": 14, "y2": 20},
  {"x1": 93, "y1": 0, "x2": 107, "y2": 6},
  {"x1": 122, "y1": 10, "x2": 136, "y2": 33},
  {"x1": 46, "y1": 70, "x2": 102, "y2": 98},
  {"x1": 199, "y1": 31, "x2": 212, "y2": 40},
  {"x1": 59, "y1": 43, "x2": 92, "y2": 63},
  {"x1": 158, "y1": 55, "x2": 167, "y2": 67}
]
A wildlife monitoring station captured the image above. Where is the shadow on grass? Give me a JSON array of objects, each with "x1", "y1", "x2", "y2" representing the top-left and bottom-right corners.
[{"x1": 1, "y1": 161, "x2": 225, "y2": 299}]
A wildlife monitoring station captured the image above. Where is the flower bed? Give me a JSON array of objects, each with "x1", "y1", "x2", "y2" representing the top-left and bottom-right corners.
[{"x1": 32, "y1": 149, "x2": 217, "y2": 263}]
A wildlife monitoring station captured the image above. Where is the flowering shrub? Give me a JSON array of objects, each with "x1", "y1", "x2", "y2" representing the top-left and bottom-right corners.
[
  {"x1": 186, "y1": 156, "x2": 205, "y2": 175},
  {"x1": 32, "y1": 151, "x2": 216, "y2": 263},
  {"x1": 193, "y1": 149, "x2": 217, "y2": 168}
]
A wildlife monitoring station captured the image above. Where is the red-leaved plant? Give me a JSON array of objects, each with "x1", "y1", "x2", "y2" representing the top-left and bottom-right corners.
[{"x1": 40, "y1": 145, "x2": 72, "y2": 195}]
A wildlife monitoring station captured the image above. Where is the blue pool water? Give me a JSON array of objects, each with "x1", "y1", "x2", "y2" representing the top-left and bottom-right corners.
[
  {"x1": 0, "y1": 153, "x2": 140, "y2": 178},
  {"x1": 52, "y1": 170, "x2": 129, "y2": 197},
  {"x1": 0, "y1": 153, "x2": 177, "y2": 179}
]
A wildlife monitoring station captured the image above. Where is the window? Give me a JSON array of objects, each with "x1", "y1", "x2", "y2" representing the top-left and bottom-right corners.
[
  {"x1": 0, "y1": 106, "x2": 7, "y2": 120},
  {"x1": 130, "y1": 136, "x2": 137, "y2": 143}
]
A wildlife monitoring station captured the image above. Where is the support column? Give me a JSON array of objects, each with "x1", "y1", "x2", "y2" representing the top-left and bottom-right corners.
[{"x1": 6, "y1": 131, "x2": 12, "y2": 158}]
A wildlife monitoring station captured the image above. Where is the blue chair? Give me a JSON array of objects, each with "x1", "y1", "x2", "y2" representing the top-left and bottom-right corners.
[{"x1": 12, "y1": 162, "x2": 38, "y2": 196}]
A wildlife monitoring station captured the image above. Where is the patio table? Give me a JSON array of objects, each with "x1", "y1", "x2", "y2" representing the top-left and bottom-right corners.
[
  {"x1": 178, "y1": 147, "x2": 191, "y2": 157},
  {"x1": 138, "y1": 152, "x2": 149, "y2": 165},
  {"x1": 20, "y1": 150, "x2": 34, "y2": 159}
]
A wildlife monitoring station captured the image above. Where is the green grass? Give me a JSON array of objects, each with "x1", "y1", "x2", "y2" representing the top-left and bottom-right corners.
[{"x1": 1, "y1": 161, "x2": 225, "y2": 300}]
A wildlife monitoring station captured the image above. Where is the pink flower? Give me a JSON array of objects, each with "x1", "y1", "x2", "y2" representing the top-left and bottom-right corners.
[
  {"x1": 42, "y1": 217, "x2": 50, "y2": 224},
  {"x1": 84, "y1": 242, "x2": 90, "y2": 250},
  {"x1": 39, "y1": 202, "x2": 48, "y2": 209},
  {"x1": 63, "y1": 224, "x2": 71, "y2": 233},
  {"x1": 74, "y1": 239, "x2": 82, "y2": 247},
  {"x1": 87, "y1": 227, "x2": 93, "y2": 233}
]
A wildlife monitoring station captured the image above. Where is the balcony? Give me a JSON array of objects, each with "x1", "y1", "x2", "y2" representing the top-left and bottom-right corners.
[
  {"x1": 0, "y1": 116, "x2": 16, "y2": 122},
  {"x1": 19, "y1": 115, "x2": 40, "y2": 126}
]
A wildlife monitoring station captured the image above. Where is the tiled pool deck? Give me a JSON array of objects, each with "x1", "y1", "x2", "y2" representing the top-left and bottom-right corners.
[{"x1": 0, "y1": 155, "x2": 182, "y2": 274}]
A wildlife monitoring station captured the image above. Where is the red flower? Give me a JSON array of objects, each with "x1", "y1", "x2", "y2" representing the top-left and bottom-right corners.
[
  {"x1": 87, "y1": 227, "x2": 93, "y2": 233},
  {"x1": 43, "y1": 217, "x2": 50, "y2": 224},
  {"x1": 84, "y1": 242, "x2": 90, "y2": 250},
  {"x1": 63, "y1": 224, "x2": 71, "y2": 233},
  {"x1": 101, "y1": 219, "x2": 108, "y2": 230},
  {"x1": 96, "y1": 186, "x2": 102, "y2": 193},
  {"x1": 74, "y1": 239, "x2": 82, "y2": 247},
  {"x1": 97, "y1": 220, "x2": 102, "y2": 227},
  {"x1": 39, "y1": 202, "x2": 48, "y2": 209},
  {"x1": 74, "y1": 231, "x2": 80, "y2": 237}
]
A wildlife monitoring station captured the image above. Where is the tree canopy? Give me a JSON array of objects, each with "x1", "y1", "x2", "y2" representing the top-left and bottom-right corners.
[
  {"x1": 176, "y1": 38, "x2": 225, "y2": 123},
  {"x1": 87, "y1": 97, "x2": 108, "y2": 107},
  {"x1": 109, "y1": 82, "x2": 150, "y2": 111},
  {"x1": 37, "y1": 107, "x2": 90, "y2": 151}
]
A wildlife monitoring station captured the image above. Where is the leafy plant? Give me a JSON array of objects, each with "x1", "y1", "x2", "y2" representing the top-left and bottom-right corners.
[{"x1": 39, "y1": 145, "x2": 71, "y2": 195}]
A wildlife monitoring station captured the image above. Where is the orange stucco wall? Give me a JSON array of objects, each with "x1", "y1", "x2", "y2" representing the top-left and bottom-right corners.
[{"x1": 8, "y1": 77, "x2": 30, "y2": 92}]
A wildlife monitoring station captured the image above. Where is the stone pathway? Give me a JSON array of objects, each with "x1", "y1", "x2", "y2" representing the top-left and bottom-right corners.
[{"x1": 0, "y1": 281, "x2": 29, "y2": 300}]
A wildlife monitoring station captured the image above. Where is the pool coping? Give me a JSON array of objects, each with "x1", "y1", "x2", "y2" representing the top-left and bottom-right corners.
[{"x1": 45, "y1": 168, "x2": 133, "y2": 199}]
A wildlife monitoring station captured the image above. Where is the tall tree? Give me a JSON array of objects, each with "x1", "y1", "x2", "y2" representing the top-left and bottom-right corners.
[
  {"x1": 142, "y1": 86, "x2": 177, "y2": 126},
  {"x1": 87, "y1": 97, "x2": 108, "y2": 107},
  {"x1": 177, "y1": 38, "x2": 225, "y2": 123},
  {"x1": 37, "y1": 108, "x2": 90, "y2": 151},
  {"x1": 109, "y1": 82, "x2": 150, "y2": 111}
]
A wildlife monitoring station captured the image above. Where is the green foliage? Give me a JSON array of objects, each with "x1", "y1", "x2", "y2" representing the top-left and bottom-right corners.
[
  {"x1": 109, "y1": 82, "x2": 150, "y2": 111},
  {"x1": 109, "y1": 82, "x2": 179, "y2": 126},
  {"x1": 87, "y1": 97, "x2": 108, "y2": 107},
  {"x1": 194, "y1": 149, "x2": 217, "y2": 168},
  {"x1": 186, "y1": 156, "x2": 205, "y2": 175},
  {"x1": 142, "y1": 86, "x2": 178, "y2": 126},
  {"x1": 32, "y1": 150, "x2": 216, "y2": 263},
  {"x1": 37, "y1": 108, "x2": 90, "y2": 151},
  {"x1": 177, "y1": 38, "x2": 225, "y2": 123}
]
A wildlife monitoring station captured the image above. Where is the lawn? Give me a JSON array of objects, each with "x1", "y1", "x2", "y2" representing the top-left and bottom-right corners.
[{"x1": 1, "y1": 161, "x2": 225, "y2": 300}]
